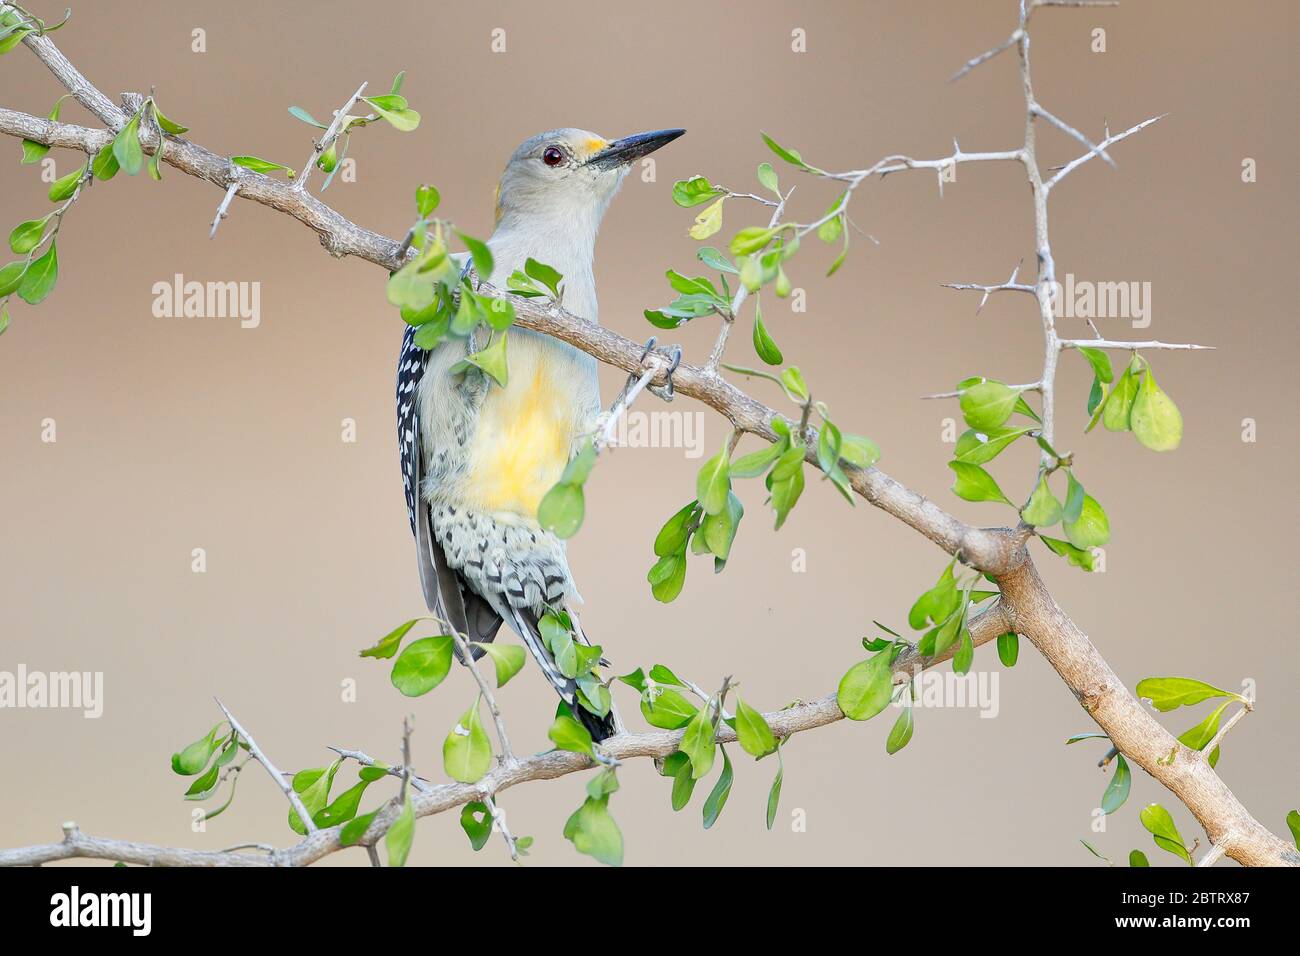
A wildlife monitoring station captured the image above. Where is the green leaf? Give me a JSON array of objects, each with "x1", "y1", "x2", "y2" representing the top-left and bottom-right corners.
[
  {"x1": 647, "y1": 552, "x2": 687, "y2": 602},
  {"x1": 47, "y1": 166, "x2": 82, "y2": 202},
  {"x1": 697, "y1": 246, "x2": 737, "y2": 274},
  {"x1": 756, "y1": 162, "x2": 779, "y2": 195},
  {"x1": 564, "y1": 796, "x2": 623, "y2": 866},
  {"x1": 1040, "y1": 534, "x2": 1097, "y2": 571},
  {"x1": 640, "y1": 688, "x2": 698, "y2": 729},
  {"x1": 112, "y1": 110, "x2": 144, "y2": 176},
  {"x1": 767, "y1": 448, "x2": 805, "y2": 530},
  {"x1": 731, "y1": 439, "x2": 784, "y2": 479},
  {"x1": 170, "y1": 723, "x2": 226, "y2": 775},
  {"x1": 672, "y1": 175, "x2": 723, "y2": 207},
  {"x1": 463, "y1": 329, "x2": 509, "y2": 387},
  {"x1": 385, "y1": 794, "x2": 415, "y2": 867},
  {"x1": 1129, "y1": 850, "x2": 1150, "y2": 867},
  {"x1": 948, "y1": 461, "x2": 1012, "y2": 505},
  {"x1": 338, "y1": 809, "x2": 378, "y2": 847},
  {"x1": 766, "y1": 751, "x2": 784, "y2": 830},
  {"x1": 524, "y1": 257, "x2": 563, "y2": 297},
  {"x1": 415, "y1": 183, "x2": 440, "y2": 217},
  {"x1": 17, "y1": 241, "x2": 57, "y2": 305},
  {"x1": 1101, "y1": 753, "x2": 1131, "y2": 814},
  {"x1": 734, "y1": 697, "x2": 777, "y2": 758},
  {"x1": 9, "y1": 215, "x2": 50, "y2": 255},
  {"x1": 89, "y1": 143, "x2": 119, "y2": 180},
  {"x1": 151, "y1": 102, "x2": 188, "y2": 134},
  {"x1": 288, "y1": 761, "x2": 341, "y2": 834},
  {"x1": 443, "y1": 701, "x2": 493, "y2": 783},
  {"x1": 0, "y1": 302, "x2": 8, "y2": 336},
  {"x1": 837, "y1": 652, "x2": 893, "y2": 721},
  {"x1": 702, "y1": 747, "x2": 734, "y2": 829},
  {"x1": 667, "y1": 752, "x2": 696, "y2": 811},
  {"x1": 952, "y1": 627, "x2": 975, "y2": 674},
  {"x1": 288, "y1": 105, "x2": 328, "y2": 128},
  {"x1": 886, "y1": 703, "x2": 914, "y2": 754},
  {"x1": 1131, "y1": 367, "x2": 1183, "y2": 452},
  {"x1": 548, "y1": 713, "x2": 595, "y2": 756},
  {"x1": 954, "y1": 426, "x2": 1030, "y2": 465},
  {"x1": 1063, "y1": 492, "x2": 1109, "y2": 549},
  {"x1": 458, "y1": 231, "x2": 494, "y2": 279},
  {"x1": 838, "y1": 434, "x2": 880, "y2": 470},
  {"x1": 997, "y1": 631, "x2": 1019, "y2": 667},
  {"x1": 1077, "y1": 345, "x2": 1114, "y2": 384},
  {"x1": 472, "y1": 643, "x2": 526, "y2": 687},
  {"x1": 1139, "y1": 803, "x2": 1192, "y2": 865},
  {"x1": 230, "y1": 155, "x2": 296, "y2": 177},
  {"x1": 460, "y1": 802, "x2": 493, "y2": 851},
  {"x1": 752, "y1": 301, "x2": 783, "y2": 365},
  {"x1": 696, "y1": 447, "x2": 731, "y2": 516},
  {"x1": 908, "y1": 561, "x2": 960, "y2": 630},
  {"x1": 959, "y1": 380, "x2": 1020, "y2": 431},
  {"x1": 654, "y1": 501, "x2": 699, "y2": 556},
  {"x1": 363, "y1": 98, "x2": 421, "y2": 131},
  {"x1": 680, "y1": 703, "x2": 717, "y2": 779},
  {"x1": 1101, "y1": 365, "x2": 1139, "y2": 432},
  {"x1": 1177, "y1": 701, "x2": 1229, "y2": 768},
  {"x1": 389, "y1": 635, "x2": 454, "y2": 697},
  {"x1": 20, "y1": 139, "x2": 49, "y2": 164},
  {"x1": 760, "y1": 131, "x2": 810, "y2": 170},
  {"x1": 539, "y1": 480, "x2": 585, "y2": 539},
  {"x1": 688, "y1": 196, "x2": 725, "y2": 240},
  {"x1": 700, "y1": 491, "x2": 743, "y2": 562},
  {"x1": 730, "y1": 226, "x2": 776, "y2": 256},
  {"x1": 1287, "y1": 810, "x2": 1300, "y2": 850},
  {"x1": 361, "y1": 618, "x2": 419, "y2": 659},
  {"x1": 1135, "y1": 677, "x2": 1240, "y2": 712},
  {"x1": 1021, "y1": 474, "x2": 1063, "y2": 526},
  {"x1": 779, "y1": 366, "x2": 809, "y2": 402}
]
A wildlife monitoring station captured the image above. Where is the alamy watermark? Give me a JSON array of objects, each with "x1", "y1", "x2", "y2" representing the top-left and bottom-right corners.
[
  {"x1": 1048, "y1": 273, "x2": 1152, "y2": 329},
  {"x1": 603, "y1": 409, "x2": 706, "y2": 459},
  {"x1": 152, "y1": 273, "x2": 261, "y2": 328},
  {"x1": 0, "y1": 665, "x2": 103, "y2": 718}
]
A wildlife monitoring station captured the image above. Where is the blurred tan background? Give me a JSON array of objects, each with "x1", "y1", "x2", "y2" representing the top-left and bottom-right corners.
[{"x1": 1, "y1": 0, "x2": 1296, "y2": 866}]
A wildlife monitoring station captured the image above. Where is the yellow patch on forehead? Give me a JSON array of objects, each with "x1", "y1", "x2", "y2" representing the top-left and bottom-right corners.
[{"x1": 579, "y1": 136, "x2": 609, "y2": 161}]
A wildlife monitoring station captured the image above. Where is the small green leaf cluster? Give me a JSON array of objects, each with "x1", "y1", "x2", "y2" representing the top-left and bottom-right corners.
[
  {"x1": 619, "y1": 667, "x2": 782, "y2": 832},
  {"x1": 284, "y1": 71, "x2": 416, "y2": 188},
  {"x1": 539, "y1": 608, "x2": 612, "y2": 719},
  {"x1": 1082, "y1": 349, "x2": 1183, "y2": 451},
  {"x1": 385, "y1": 187, "x2": 545, "y2": 395}
]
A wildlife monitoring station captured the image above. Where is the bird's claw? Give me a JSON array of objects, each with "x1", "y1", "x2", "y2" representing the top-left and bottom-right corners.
[{"x1": 632, "y1": 336, "x2": 682, "y2": 400}]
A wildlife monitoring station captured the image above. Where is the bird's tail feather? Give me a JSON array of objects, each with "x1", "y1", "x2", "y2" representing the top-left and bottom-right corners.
[{"x1": 500, "y1": 603, "x2": 617, "y2": 742}]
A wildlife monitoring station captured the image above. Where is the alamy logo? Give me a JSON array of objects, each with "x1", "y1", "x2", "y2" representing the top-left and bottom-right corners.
[
  {"x1": 603, "y1": 410, "x2": 706, "y2": 459},
  {"x1": 897, "y1": 670, "x2": 1000, "y2": 718},
  {"x1": 49, "y1": 886, "x2": 151, "y2": 936},
  {"x1": 151, "y1": 273, "x2": 261, "y2": 328},
  {"x1": 1047, "y1": 273, "x2": 1152, "y2": 328},
  {"x1": 0, "y1": 665, "x2": 103, "y2": 718}
]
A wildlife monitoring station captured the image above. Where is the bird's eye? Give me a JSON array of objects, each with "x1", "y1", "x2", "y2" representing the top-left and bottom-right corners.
[{"x1": 542, "y1": 146, "x2": 565, "y2": 167}]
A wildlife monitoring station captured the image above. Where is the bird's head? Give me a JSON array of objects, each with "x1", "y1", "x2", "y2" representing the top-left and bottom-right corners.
[{"x1": 493, "y1": 127, "x2": 685, "y2": 229}]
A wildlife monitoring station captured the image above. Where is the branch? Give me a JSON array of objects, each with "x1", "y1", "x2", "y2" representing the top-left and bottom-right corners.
[
  {"x1": 0, "y1": 603, "x2": 1011, "y2": 867},
  {"x1": 214, "y1": 699, "x2": 317, "y2": 834}
]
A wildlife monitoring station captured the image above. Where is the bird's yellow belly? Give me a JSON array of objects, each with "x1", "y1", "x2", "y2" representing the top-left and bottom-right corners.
[{"x1": 463, "y1": 363, "x2": 575, "y2": 518}]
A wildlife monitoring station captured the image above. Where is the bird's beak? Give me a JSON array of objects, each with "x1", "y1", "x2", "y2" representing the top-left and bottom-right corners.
[{"x1": 586, "y1": 128, "x2": 686, "y2": 169}]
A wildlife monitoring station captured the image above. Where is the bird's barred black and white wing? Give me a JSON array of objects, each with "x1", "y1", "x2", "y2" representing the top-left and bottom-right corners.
[{"x1": 396, "y1": 324, "x2": 428, "y2": 537}]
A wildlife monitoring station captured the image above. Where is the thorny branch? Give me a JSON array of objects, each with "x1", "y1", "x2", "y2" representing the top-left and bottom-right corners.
[{"x1": 0, "y1": 1, "x2": 1293, "y2": 867}]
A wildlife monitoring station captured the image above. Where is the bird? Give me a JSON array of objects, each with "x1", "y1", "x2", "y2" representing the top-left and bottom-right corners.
[{"x1": 396, "y1": 127, "x2": 685, "y2": 741}]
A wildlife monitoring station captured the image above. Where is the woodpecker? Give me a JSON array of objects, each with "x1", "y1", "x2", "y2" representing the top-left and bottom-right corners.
[{"x1": 397, "y1": 128, "x2": 685, "y2": 740}]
